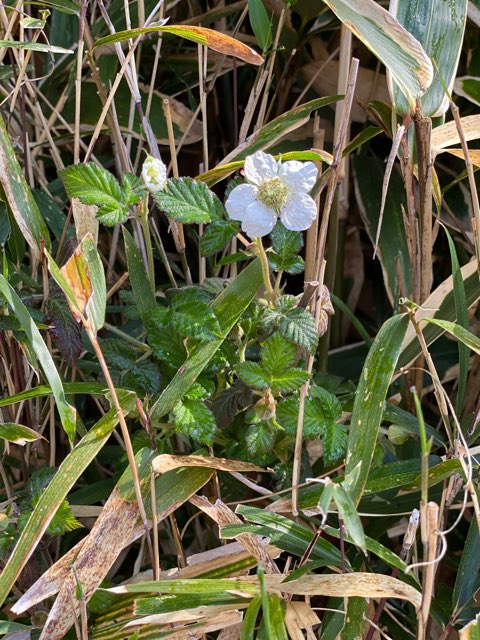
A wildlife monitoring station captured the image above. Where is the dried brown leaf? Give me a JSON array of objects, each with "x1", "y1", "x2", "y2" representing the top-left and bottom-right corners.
[{"x1": 152, "y1": 454, "x2": 269, "y2": 474}]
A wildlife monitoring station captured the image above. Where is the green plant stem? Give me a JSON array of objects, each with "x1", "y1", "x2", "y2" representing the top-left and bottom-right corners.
[
  {"x1": 139, "y1": 193, "x2": 155, "y2": 294},
  {"x1": 412, "y1": 387, "x2": 429, "y2": 516},
  {"x1": 255, "y1": 237, "x2": 276, "y2": 304}
]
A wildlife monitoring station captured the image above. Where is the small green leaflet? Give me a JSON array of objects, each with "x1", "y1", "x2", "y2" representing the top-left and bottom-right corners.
[{"x1": 173, "y1": 398, "x2": 217, "y2": 445}]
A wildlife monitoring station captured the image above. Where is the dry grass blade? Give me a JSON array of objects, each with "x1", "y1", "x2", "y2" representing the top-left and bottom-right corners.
[
  {"x1": 152, "y1": 454, "x2": 270, "y2": 474},
  {"x1": 190, "y1": 495, "x2": 280, "y2": 571}
]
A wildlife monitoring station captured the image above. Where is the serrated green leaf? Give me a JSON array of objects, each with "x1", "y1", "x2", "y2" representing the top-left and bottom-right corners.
[
  {"x1": 323, "y1": 421, "x2": 348, "y2": 466},
  {"x1": 268, "y1": 253, "x2": 305, "y2": 275},
  {"x1": 154, "y1": 177, "x2": 224, "y2": 224},
  {"x1": 261, "y1": 333, "x2": 297, "y2": 375},
  {"x1": 245, "y1": 422, "x2": 275, "y2": 457},
  {"x1": 170, "y1": 288, "x2": 221, "y2": 339},
  {"x1": 271, "y1": 222, "x2": 303, "y2": 259},
  {"x1": 270, "y1": 368, "x2": 309, "y2": 393},
  {"x1": 278, "y1": 307, "x2": 318, "y2": 353},
  {"x1": 237, "y1": 361, "x2": 270, "y2": 389},
  {"x1": 59, "y1": 163, "x2": 132, "y2": 227},
  {"x1": 173, "y1": 399, "x2": 216, "y2": 444},
  {"x1": 277, "y1": 395, "x2": 327, "y2": 438},
  {"x1": 42, "y1": 500, "x2": 82, "y2": 535},
  {"x1": 201, "y1": 219, "x2": 239, "y2": 256}
]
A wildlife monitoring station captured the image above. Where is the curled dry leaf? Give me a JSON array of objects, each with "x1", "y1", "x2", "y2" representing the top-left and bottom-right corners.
[
  {"x1": 318, "y1": 285, "x2": 335, "y2": 338},
  {"x1": 152, "y1": 454, "x2": 270, "y2": 474},
  {"x1": 190, "y1": 495, "x2": 279, "y2": 572}
]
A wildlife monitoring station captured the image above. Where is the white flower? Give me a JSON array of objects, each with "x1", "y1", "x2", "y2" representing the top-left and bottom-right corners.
[
  {"x1": 225, "y1": 150, "x2": 318, "y2": 238},
  {"x1": 142, "y1": 154, "x2": 167, "y2": 192}
]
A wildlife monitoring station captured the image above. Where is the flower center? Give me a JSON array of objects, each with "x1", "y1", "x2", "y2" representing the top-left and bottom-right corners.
[{"x1": 256, "y1": 177, "x2": 288, "y2": 211}]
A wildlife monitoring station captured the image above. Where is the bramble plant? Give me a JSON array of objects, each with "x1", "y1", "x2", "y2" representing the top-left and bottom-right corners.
[{"x1": 1, "y1": 0, "x2": 480, "y2": 638}]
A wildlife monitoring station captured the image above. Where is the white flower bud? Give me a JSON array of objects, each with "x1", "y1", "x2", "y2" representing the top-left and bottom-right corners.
[{"x1": 142, "y1": 155, "x2": 167, "y2": 193}]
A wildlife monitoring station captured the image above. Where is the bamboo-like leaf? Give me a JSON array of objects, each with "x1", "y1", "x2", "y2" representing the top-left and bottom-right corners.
[
  {"x1": 389, "y1": 0, "x2": 467, "y2": 116},
  {"x1": 0, "y1": 114, "x2": 51, "y2": 261},
  {"x1": 345, "y1": 313, "x2": 409, "y2": 504},
  {"x1": 123, "y1": 227, "x2": 156, "y2": 323},
  {"x1": 422, "y1": 317, "x2": 480, "y2": 355},
  {"x1": 0, "y1": 275, "x2": 77, "y2": 446},
  {"x1": 0, "y1": 40, "x2": 73, "y2": 54},
  {"x1": 149, "y1": 259, "x2": 263, "y2": 421},
  {"x1": 0, "y1": 423, "x2": 45, "y2": 445},
  {"x1": 399, "y1": 259, "x2": 480, "y2": 369},
  {"x1": 0, "y1": 395, "x2": 136, "y2": 609},
  {"x1": 94, "y1": 24, "x2": 264, "y2": 66},
  {"x1": 454, "y1": 516, "x2": 480, "y2": 615},
  {"x1": 321, "y1": 0, "x2": 433, "y2": 111}
]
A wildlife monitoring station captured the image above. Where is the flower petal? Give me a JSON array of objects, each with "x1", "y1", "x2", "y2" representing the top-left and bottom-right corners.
[
  {"x1": 279, "y1": 160, "x2": 317, "y2": 193},
  {"x1": 243, "y1": 151, "x2": 278, "y2": 186},
  {"x1": 225, "y1": 183, "x2": 257, "y2": 221},
  {"x1": 280, "y1": 193, "x2": 317, "y2": 231},
  {"x1": 242, "y1": 202, "x2": 277, "y2": 238}
]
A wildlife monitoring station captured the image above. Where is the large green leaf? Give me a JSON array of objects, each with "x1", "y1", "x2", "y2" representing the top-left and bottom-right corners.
[
  {"x1": 149, "y1": 260, "x2": 263, "y2": 420},
  {"x1": 321, "y1": 0, "x2": 433, "y2": 111},
  {"x1": 0, "y1": 394, "x2": 136, "y2": 608},
  {"x1": 389, "y1": 0, "x2": 467, "y2": 116},
  {"x1": 0, "y1": 114, "x2": 51, "y2": 261},
  {"x1": 0, "y1": 275, "x2": 77, "y2": 445},
  {"x1": 345, "y1": 313, "x2": 409, "y2": 504}
]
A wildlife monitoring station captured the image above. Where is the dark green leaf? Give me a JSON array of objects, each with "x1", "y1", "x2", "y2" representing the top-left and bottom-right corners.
[
  {"x1": 123, "y1": 227, "x2": 156, "y2": 323},
  {"x1": 248, "y1": 0, "x2": 272, "y2": 51},
  {"x1": 45, "y1": 292, "x2": 82, "y2": 368}
]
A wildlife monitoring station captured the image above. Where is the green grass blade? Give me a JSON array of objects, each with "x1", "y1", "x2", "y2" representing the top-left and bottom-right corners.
[
  {"x1": 149, "y1": 259, "x2": 263, "y2": 420},
  {"x1": 0, "y1": 394, "x2": 136, "y2": 608},
  {"x1": 123, "y1": 227, "x2": 156, "y2": 323},
  {"x1": 241, "y1": 595, "x2": 262, "y2": 640},
  {"x1": 345, "y1": 313, "x2": 409, "y2": 504},
  {"x1": 422, "y1": 318, "x2": 480, "y2": 354},
  {"x1": 453, "y1": 514, "x2": 480, "y2": 613},
  {"x1": 0, "y1": 114, "x2": 51, "y2": 261},
  {"x1": 0, "y1": 274, "x2": 77, "y2": 445},
  {"x1": 443, "y1": 225, "x2": 469, "y2": 413},
  {"x1": 0, "y1": 382, "x2": 109, "y2": 407}
]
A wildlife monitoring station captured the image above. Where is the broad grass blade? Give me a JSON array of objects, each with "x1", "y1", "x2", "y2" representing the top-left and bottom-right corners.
[
  {"x1": 0, "y1": 275, "x2": 77, "y2": 445},
  {"x1": 0, "y1": 395, "x2": 136, "y2": 608},
  {"x1": 0, "y1": 114, "x2": 51, "y2": 262},
  {"x1": 389, "y1": 0, "x2": 467, "y2": 116},
  {"x1": 123, "y1": 227, "x2": 156, "y2": 323},
  {"x1": 321, "y1": 0, "x2": 433, "y2": 111},
  {"x1": 345, "y1": 313, "x2": 409, "y2": 505}
]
